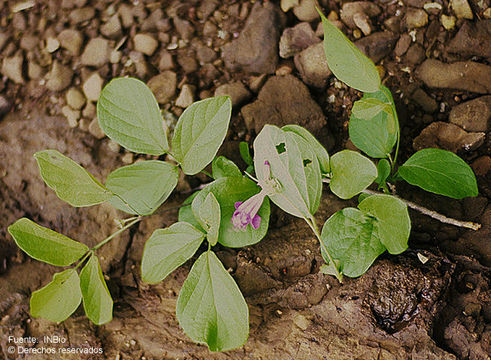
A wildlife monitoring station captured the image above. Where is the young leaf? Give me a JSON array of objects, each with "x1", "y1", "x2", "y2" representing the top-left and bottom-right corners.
[
  {"x1": 171, "y1": 96, "x2": 232, "y2": 175},
  {"x1": 239, "y1": 141, "x2": 253, "y2": 166},
  {"x1": 318, "y1": 10, "x2": 380, "y2": 92},
  {"x1": 97, "y1": 77, "x2": 169, "y2": 155},
  {"x1": 329, "y1": 150, "x2": 377, "y2": 199},
  {"x1": 193, "y1": 193, "x2": 220, "y2": 246},
  {"x1": 321, "y1": 208, "x2": 385, "y2": 277},
  {"x1": 212, "y1": 156, "x2": 242, "y2": 179},
  {"x1": 176, "y1": 251, "x2": 249, "y2": 352},
  {"x1": 178, "y1": 192, "x2": 204, "y2": 231},
  {"x1": 34, "y1": 150, "x2": 112, "y2": 207},
  {"x1": 358, "y1": 194, "x2": 410, "y2": 254},
  {"x1": 105, "y1": 160, "x2": 179, "y2": 215},
  {"x1": 375, "y1": 159, "x2": 391, "y2": 185},
  {"x1": 398, "y1": 148, "x2": 478, "y2": 199},
  {"x1": 80, "y1": 254, "x2": 113, "y2": 325},
  {"x1": 282, "y1": 124, "x2": 330, "y2": 174},
  {"x1": 141, "y1": 222, "x2": 205, "y2": 284},
  {"x1": 192, "y1": 177, "x2": 270, "y2": 248},
  {"x1": 8, "y1": 218, "x2": 88, "y2": 266},
  {"x1": 30, "y1": 269, "x2": 82, "y2": 322}
]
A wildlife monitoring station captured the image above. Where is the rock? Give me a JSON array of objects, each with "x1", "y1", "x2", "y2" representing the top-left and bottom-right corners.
[
  {"x1": 441, "y1": 14, "x2": 456, "y2": 30},
  {"x1": 394, "y1": 34, "x2": 412, "y2": 57},
  {"x1": 446, "y1": 20, "x2": 491, "y2": 61},
  {"x1": 411, "y1": 88, "x2": 438, "y2": 113},
  {"x1": 82, "y1": 73, "x2": 104, "y2": 102},
  {"x1": 133, "y1": 33, "x2": 159, "y2": 56},
  {"x1": 241, "y1": 74, "x2": 326, "y2": 133},
  {"x1": 81, "y1": 38, "x2": 110, "y2": 67},
  {"x1": 472, "y1": 156, "x2": 491, "y2": 176},
  {"x1": 405, "y1": 8, "x2": 429, "y2": 28},
  {"x1": 0, "y1": 95, "x2": 11, "y2": 118},
  {"x1": 147, "y1": 71, "x2": 177, "y2": 104},
  {"x1": 281, "y1": 0, "x2": 299, "y2": 12},
  {"x1": 353, "y1": 12, "x2": 372, "y2": 35},
  {"x1": 66, "y1": 88, "x2": 86, "y2": 110},
  {"x1": 158, "y1": 50, "x2": 174, "y2": 70},
  {"x1": 88, "y1": 118, "x2": 105, "y2": 139},
  {"x1": 45, "y1": 61, "x2": 73, "y2": 92},
  {"x1": 177, "y1": 54, "x2": 198, "y2": 73},
  {"x1": 195, "y1": 43, "x2": 217, "y2": 64},
  {"x1": 0, "y1": 32, "x2": 8, "y2": 52},
  {"x1": 279, "y1": 22, "x2": 320, "y2": 58},
  {"x1": 58, "y1": 29, "x2": 83, "y2": 56},
  {"x1": 1, "y1": 52, "x2": 24, "y2": 84},
  {"x1": 413, "y1": 121, "x2": 485, "y2": 153},
  {"x1": 292, "y1": 0, "x2": 319, "y2": 22},
  {"x1": 416, "y1": 60, "x2": 491, "y2": 94},
  {"x1": 109, "y1": 50, "x2": 122, "y2": 64},
  {"x1": 214, "y1": 82, "x2": 252, "y2": 107},
  {"x1": 45, "y1": 37, "x2": 60, "y2": 53},
  {"x1": 222, "y1": 2, "x2": 285, "y2": 74},
  {"x1": 340, "y1": 2, "x2": 381, "y2": 29},
  {"x1": 294, "y1": 42, "x2": 332, "y2": 88},
  {"x1": 69, "y1": 7, "x2": 95, "y2": 24},
  {"x1": 405, "y1": 43, "x2": 425, "y2": 64},
  {"x1": 354, "y1": 31, "x2": 398, "y2": 63},
  {"x1": 173, "y1": 17, "x2": 194, "y2": 41},
  {"x1": 82, "y1": 102, "x2": 96, "y2": 119},
  {"x1": 118, "y1": 3, "x2": 134, "y2": 28},
  {"x1": 450, "y1": 0, "x2": 473, "y2": 19},
  {"x1": 27, "y1": 61, "x2": 44, "y2": 80},
  {"x1": 61, "y1": 105, "x2": 80, "y2": 128},
  {"x1": 175, "y1": 85, "x2": 195, "y2": 108},
  {"x1": 100, "y1": 14, "x2": 122, "y2": 39},
  {"x1": 449, "y1": 96, "x2": 491, "y2": 132}
]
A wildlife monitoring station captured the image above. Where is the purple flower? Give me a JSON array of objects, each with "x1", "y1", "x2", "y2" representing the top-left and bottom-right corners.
[{"x1": 231, "y1": 190, "x2": 267, "y2": 231}]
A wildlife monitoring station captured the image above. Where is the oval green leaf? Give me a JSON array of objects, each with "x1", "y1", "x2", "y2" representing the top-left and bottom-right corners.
[
  {"x1": 212, "y1": 156, "x2": 242, "y2": 179},
  {"x1": 141, "y1": 222, "x2": 205, "y2": 284},
  {"x1": 398, "y1": 148, "x2": 478, "y2": 199},
  {"x1": 178, "y1": 192, "x2": 204, "y2": 232},
  {"x1": 80, "y1": 254, "x2": 113, "y2": 325},
  {"x1": 8, "y1": 218, "x2": 88, "y2": 266},
  {"x1": 97, "y1": 77, "x2": 169, "y2": 155},
  {"x1": 193, "y1": 193, "x2": 221, "y2": 246},
  {"x1": 375, "y1": 159, "x2": 391, "y2": 185},
  {"x1": 105, "y1": 160, "x2": 179, "y2": 215},
  {"x1": 176, "y1": 251, "x2": 249, "y2": 352},
  {"x1": 30, "y1": 269, "x2": 82, "y2": 322},
  {"x1": 318, "y1": 10, "x2": 380, "y2": 92},
  {"x1": 329, "y1": 150, "x2": 377, "y2": 199},
  {"x1": 34, "y1": 150, "x2": 112, "y2": 207},
  {"x1": 171, "y1": 96, "x2": 232, "y2": 175}
]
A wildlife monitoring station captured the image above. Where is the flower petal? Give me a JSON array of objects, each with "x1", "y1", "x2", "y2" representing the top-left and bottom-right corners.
[
  {"x1": 251, "y1": 214, "x2": 261, "y2": 229},
  {"x1": 234, "y1": 201, "x2": 243, "y2": 210}
]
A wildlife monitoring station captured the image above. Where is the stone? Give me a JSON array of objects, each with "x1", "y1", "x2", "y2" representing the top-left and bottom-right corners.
[
  {"x1": 449, "y1": 96, "x2": 491, "y2": 132},
  {"x1": 45, "y1": 37, "x2": 60, "y2": 53},
  {"x1": 279, "y1": 22, "x2": 320, "y2": 58},
  {"x1": 416, "y1": 60, "x2": 491, "y2": 94},
  {"x1": 294, "y1": 42, "x2": 332, "y2": 88},
  {"x1": 158, "y1": 50, "x2": 174, "y2": 70},
  {"x1": 81, "y1": 38, "x2": 110, "y2": 67},
  {"x1": 66, "y1": 87, "x2": 86, "y2": 110},
  {"x1": 446, "y1": 21, "x2": 491, "y2": 61},
  {"x1": 241, "y1": 74, "x2": 326, "y2": 133},
  {"x1": 394, "y1": 34, "x2": 412, "y2": 57},
  {"x1": 214, "y1": 82, "x2": 252, "y2": 107},
  {"x1": 27, "y1": 61, "x2": 44, "y2": 80},
  {"x1": 109, "y1": 50, "x2": 122, "y2": 64},
  {"x1": 353, "y1": 12, "x2": 372, "y2": 35},
  {"x1": 341, "y1": 2, "x2": 381, "y2": 29},
  {"x1": 58, "y1": 29, "x2": 83, "y2": 56},
  {"x1": 405, "y1": 8, "x2": 429, "y2": 28},
  {"x1": 1, "y1": 52, "x2": 24, "y2": 84},
  {"x1": 222, "y1": 2, "x2": 285, "y2": 74},
  {"x1": 133, "y1": 33, "x2": 159, "y2": 56},
  {"x1": 69, "y1": 7, "x2": 95, "y2": 23},
  {"x1": 82, "y1": 73, "x2": 104, "y2": 102},
  {"x1": 0, "y1": 32, "x2": 9, "y2": 52},
  {"x1": 292, "y1": 0, "x2": 319, "y2": 22},
  {"x1": 355, "y1": 31, "x2": 398, "y2": 63},
  {"x1": 82, "y1": 102, "x2": 96, "y2": 118},
  {"x1": 441, "y1": 14, "x2": 456, "y2": 30},
  {"x1": 472, "y1": 156, "x2": 491, "y2": 176},
  {"x1": 175, "y1": 84, "x2": 195, "y2": 108},
  {"x1": 0, "y1": 95, "x2": 11, "y2": 118},
  {"x1": 405, "y1": 43, "x2": 425, "y2": 65},
  {"x1": 45, "y1": 61, "x2": 73, "y2": 91},
  {"x1": 100, "y1": 14, "x2": 122, "y2": 39},
  {"x1": 147, "y1": 71, "x2": 177, "y2": 104},
  {"x1": 413, "y1": 122, "x2": 485, "y2": 153},
  {"x1": 195, "y1": 44, "x2": 217, "y2": 64},
  {"x1": 118, "y1": 3, "x2": 134, "y2": 28},
  {"x1": 173, "y1": 17, "x2": 194, "y2": 40},
  {"x1": 61, "y1": 105, "x2": 80, "y2": 128},
  {"x1": 177, "y1": 54, "x2": 198, "y2": 74},
  {"x1": 450, "y1": 0, "x2": 473, "y2": 19},
  {"x1": 411, "y1": 88, "x2": 438, "y2": 113},
  {"x1": 281, "y1": 0, "x2": 299, "y2": 12},
  {"x1": 88, "y1": 118, "x2": 105, "y2": 139}
]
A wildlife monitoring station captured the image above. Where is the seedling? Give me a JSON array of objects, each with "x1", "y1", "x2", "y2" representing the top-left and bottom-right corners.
[{"x1": 7, "y1": 11, "x2": 480, "y2": 352}]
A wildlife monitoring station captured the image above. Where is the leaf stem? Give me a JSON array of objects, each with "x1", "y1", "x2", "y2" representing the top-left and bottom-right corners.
[
  {"x1": 92, "y1": 217, "x2": 142, "y2": 251},
  {"x1": 74, "y1": 251, "x2": 92, "y2": 271}
]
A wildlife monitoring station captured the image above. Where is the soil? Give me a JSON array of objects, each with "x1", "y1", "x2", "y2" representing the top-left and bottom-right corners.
[{"x1": 0, "y1": 0, "x2": 490, "y2": 359}]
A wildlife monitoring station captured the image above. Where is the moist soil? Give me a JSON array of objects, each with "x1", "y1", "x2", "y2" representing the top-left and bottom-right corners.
[{"x1": 0, "y1": 0, "x2": 490, "y2": 359}]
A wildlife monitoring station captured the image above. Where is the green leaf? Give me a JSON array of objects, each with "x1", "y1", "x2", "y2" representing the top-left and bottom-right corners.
[
  {"x1": 30, "y1": 269, "x2": 82, "y2": 322},
  {"x1": 193, "y1": 193, "x2": 220, "y2": 246},
  {"x1": 329, "y1": 150, "x2": 377, "y2": 199},
  {"x1": 239, "y1": 141, "x2": 253, "y2": 166},
  {"x1": 375, "y1": 159, "x2": 391, "y2": 185},
  {"x1": 212, "y1": 156, "x2": 242, "y2": 179},
  {"x1": 178, "y1": 192, "x2": 203, "y2": 231},
  {"x1": 318, "y1": 10, "x2": 380, "y2": 92},
  {"x1": 398, "y1": 148, "x2": 478, "y2": 199},
  {"x1": 172, "y1": 96, "x2": 232, "y2": 175},
  {"x1": 176, "y1": 251, "x2": 249, "y2": 352},
  {"x1": 80, "y1": 254, "x2": 113, "y2": 325},
  {"x1": 105, "y1": 160, "x2": 179, "y2": 215},
  {"x1": 358, "y1": 194, "x2": 410, "y2": 254},
  {"x1": 97, "y1": 77, "x2": 168, "y2": 155},
  {"x1": 253, "y1": 125, "x2": 315, "y2": 218},
  {"x1": 321, "y1": 208, "x2": 385, "y2": 277},
  {"x1": 8, "y1": 218, "x2": 88, "y2": 266},
  {"x1": 282, "y1": 124, "x2": 330, "y2": 174},
  {"x1": 141, "y1": 222, "x2": 205, "y2": 284},
  {"x1": 192, "y1": 177, "x2": 270, "y2": 248},
  {"x1": 34, "y1": 150, "x2": 112, "y2": 207}
]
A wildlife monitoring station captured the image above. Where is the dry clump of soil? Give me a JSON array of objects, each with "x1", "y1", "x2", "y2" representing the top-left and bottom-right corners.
[{"x1": 0, "y1": 0, "x2": 490, "y2": 359}]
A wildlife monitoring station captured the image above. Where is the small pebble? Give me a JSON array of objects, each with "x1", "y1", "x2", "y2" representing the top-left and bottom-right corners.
[
  {"x1": 82, "y1": 73, "x2": 104, "y2": 102},
  {"x1": 46, "y1": 37, "x2": 60, "y2": 53},
  {"x1": 175, "y1": 84, "x2": 195, "y2": 108},
  {"x1": 88, "y1": 118, "x2": 105, "y2": 139},
  {"x1": 66, "y1": 87, "x2": 86, "y2": 110},
  {"x1": 61, "y1": 105, "x2": 80, "y2": 127},
  {"x1": 133, "y1": 34, "x2": 159, "y2": 56}
]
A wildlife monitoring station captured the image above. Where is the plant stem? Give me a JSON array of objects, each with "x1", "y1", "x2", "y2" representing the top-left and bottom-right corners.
[
  {"x1": 361, "y1": 189, "x2": 481, "y2": 231},
  {"x1": 74, "y1": 251, "x2": 92, "y2": 271},
  {"x1": 92, "y1": 217, "x2": 142, "y2": 251}
]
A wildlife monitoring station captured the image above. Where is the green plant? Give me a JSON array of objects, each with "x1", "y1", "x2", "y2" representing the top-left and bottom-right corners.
[{"x1": 7, "y1": 11, "x2": 481, "y2": 353}]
